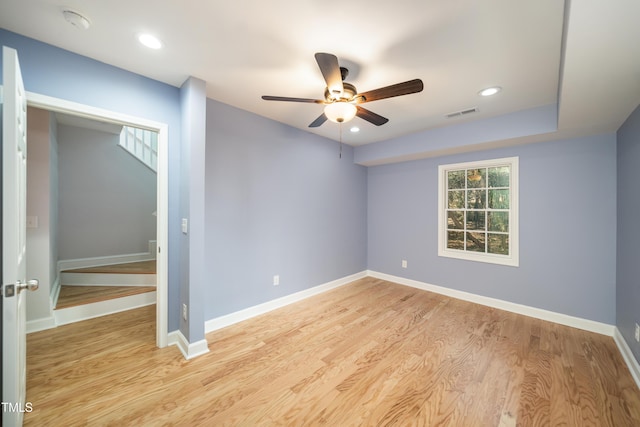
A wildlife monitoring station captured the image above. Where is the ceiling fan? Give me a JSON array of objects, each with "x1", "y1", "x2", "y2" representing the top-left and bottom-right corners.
[{"x1": 262, "y1": 53, "x2": 424, "y2": 128}]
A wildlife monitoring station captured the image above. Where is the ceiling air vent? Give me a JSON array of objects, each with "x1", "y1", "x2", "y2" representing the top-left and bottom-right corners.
[{"x1": 446, "y1": 107, "x2": 478, "y2": 118}]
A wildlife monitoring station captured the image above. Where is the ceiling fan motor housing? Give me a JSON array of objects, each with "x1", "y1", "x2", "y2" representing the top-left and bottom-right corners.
[{"x1": 325, "y1": 82, "x2": 357, "y2": 102}]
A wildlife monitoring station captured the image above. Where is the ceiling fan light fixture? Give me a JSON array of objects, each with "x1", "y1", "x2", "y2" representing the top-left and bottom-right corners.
[{"x1": 324, "y1": 102, "x2": 357, "y2": 123}]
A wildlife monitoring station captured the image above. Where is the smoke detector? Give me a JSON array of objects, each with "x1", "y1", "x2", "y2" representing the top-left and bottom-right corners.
[{"x1": 62, "y1": 10, "x2": 91, "y2": 30}]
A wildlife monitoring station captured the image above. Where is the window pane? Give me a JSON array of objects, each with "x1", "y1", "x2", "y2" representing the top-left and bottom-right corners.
[
  {"x1": 488, "y1": 211, "x2": 509, "y2": 232},
  {"x1": 466, "y1": 232, "x2": 486, "y2": 252},
  {"x1": 448, "y1": 190, "x2": 465, "y2": 208},
  {"x1": 488, "y1": 189, "x2": 509, "y2": 209},
  {"x1": 467, "y1": 168, "x2": 485, "y2": 188},
  {"x1": 448, "y1": 170, "x2": 465, "y2": 189},
  {"x1": 439, "y1": 157, "x2": 517, "y2": 266},
  {"x1": 465, "y1": 211, "x2": 486, "y2": 231},
  {"x1": 447, "y1": 231, "x2": 464, "y2": 250},
  {"x1": 467, "y1": 189, "x2": 486, "y2": 209},
  {"x1": 447, "y1": 211, "x2": 464, "y2": 229},
  {"x1": 488, "y1": 234, "x2": 509, "y2": 255},
  {"x1": 488, "y1": 166, "x2": 510, "y2": 188}
]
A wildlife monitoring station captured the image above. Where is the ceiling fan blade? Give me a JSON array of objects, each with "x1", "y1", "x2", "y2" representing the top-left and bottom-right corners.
[
  {"x1": 315, "y1": 52, "x2": 343, "y2": 97},
  {"x1": 356, "y1": 106, "x2": 389, "y2": 126},
  {"x1": 357, "y1": 79, "x2": 424, "y2": 103},
  {"x1": 309, "y1": 113, "x2": 328, "y2": 128},
  {"x1": 262, "y1": 95, "x2": 325, "y2": 104}
]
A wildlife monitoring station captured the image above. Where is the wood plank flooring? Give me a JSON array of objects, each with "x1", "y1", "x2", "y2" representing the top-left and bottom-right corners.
[
  {"x1": 25, "y1": 277, "x2": 640, "y2": 426},
  {"x1": 62, "y1": 260, "x2": 156, "y2": 275},
  {"x1": 55, "y1": 285, "x2": 157, "y2": 309},
  {"x1": 56, "y1": 260, "x2": 157, "y2": 309}
]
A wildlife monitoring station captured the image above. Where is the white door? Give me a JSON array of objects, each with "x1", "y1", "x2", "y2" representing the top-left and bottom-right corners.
[{"x1": 2, "y1": 46, "x2": 38, "y2": 427}]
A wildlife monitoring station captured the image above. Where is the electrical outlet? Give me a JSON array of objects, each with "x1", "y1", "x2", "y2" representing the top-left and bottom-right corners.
[
  {"x1": 401, "y1": 259, "x2": 408, "y2": 268},
  {"x1": 182, "y1": 303, "x2": 188, "y2": 321},
  {"x1": 635, "y1": 323, "x2": 640, "y2": 342},
  {"x1": 273, "y1": 275, "x2": 280, "y2": 286}
]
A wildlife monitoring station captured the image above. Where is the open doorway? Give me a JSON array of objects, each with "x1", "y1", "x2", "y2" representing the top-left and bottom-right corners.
[
  {"x1": 26, "y1": 91, "x2": 169, "y2": 348},
  {"x1": 52, "y1": 113, "x2": 157, "y2": 311}
]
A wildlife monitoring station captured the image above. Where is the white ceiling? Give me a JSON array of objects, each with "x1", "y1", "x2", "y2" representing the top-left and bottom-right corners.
[{"x1": 1, "y1": 0, "x2": 639, "y2": 146}]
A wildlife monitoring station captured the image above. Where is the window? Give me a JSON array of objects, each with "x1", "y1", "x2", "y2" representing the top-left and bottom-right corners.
[{"x1": 438, "y1": 157, "x2": 519, "y2": 266}]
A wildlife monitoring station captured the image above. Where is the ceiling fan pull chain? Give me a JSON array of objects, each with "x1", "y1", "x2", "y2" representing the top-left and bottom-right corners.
[{"x1": 339, "y1": 122, "x2": 343, "y2": 159}]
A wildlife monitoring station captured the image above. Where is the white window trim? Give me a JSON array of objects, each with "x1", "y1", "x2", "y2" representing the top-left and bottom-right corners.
[{"x1": 438, "y1": 156, "x2": 519, "y2": 267}]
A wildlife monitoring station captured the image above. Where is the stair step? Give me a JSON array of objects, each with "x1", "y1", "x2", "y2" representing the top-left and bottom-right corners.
[
  {"x1": 61, "y1": 260, "x2": 156, "y2": 286},
  {"x1": 54, "y1": 291, "x2": 156, "y2": 326},
  {"x1": 55, "y1": 285, "x2": 156, "y2": 309},
  {"x1": 61, "y1": 271, "x2": 156, "y2": 286},
  {"x1": 62, "y1": 259, "x2": 155, "y2": 274},
  {"x1": 53, "y1": 260, "x2": 157, "y2": 326}
]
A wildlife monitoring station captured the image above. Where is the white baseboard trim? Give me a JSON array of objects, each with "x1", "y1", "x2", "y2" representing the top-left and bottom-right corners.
[
  {"x1": 58, "y1": 252, "x2": 156, "y2": 272},
  {"x1": 167, "y1": 330, "x2": 210, "y2": 360},
  {"x1": 60, "y1": 272, "x2": 157, "y2": 287},
  {"x1": 205, "y1": 270, "x2": 368, "y2": 334},
  {"x1": 613, "y1": 328, "x2": 640, "y2": 390},
  {"x1": 367, "y1": 271, "x2": 616, "y2": 337},
  {"x1": 54, "y1": 291, "x2": 156, "y2": 326},
  {"x1": 26, "y1": 315, "x2": 57, "y2": 333}
]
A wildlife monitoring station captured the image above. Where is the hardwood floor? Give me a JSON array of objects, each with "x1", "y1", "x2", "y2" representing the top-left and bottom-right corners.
[
  {"x1": 25, "y1": 277, "x2": 640, "y2": 426},
  {"x1": 62, "y1": 260, "x2": 156, "y2": 275},
  {"x1": 55, "y1": 285, "x2": 157, "y2": 309},
  {"x1": 56, "y1": 260, "x2": 157, "y2": 309}
]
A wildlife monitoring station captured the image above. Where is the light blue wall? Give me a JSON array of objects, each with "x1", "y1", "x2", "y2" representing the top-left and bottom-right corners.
[
  {"x1": 354, "y1": 104, "x2": 558, "y2": 166},
  {"x1": 179, "y1": 77, "x2": 207, "y2": 342},
  {"x1": 57, "y1": 124, "x2": 156, "y2": 260},
  {"x1": 204, "y1": 99, "x2": 368, "y2": 318},
  {"x1": 367, "y1": 134, "x2": 617, "y2": 324},
  {"x1": 0, "y1": 29, "x2": 184, "y2": 331},
  {"x1": 617, "y1": 104, "x2": 640, "y2": 363}
]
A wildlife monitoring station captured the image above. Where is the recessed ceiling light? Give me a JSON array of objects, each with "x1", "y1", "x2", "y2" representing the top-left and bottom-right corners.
[
  {"x1": 350, "y1": 126, "x2": 360, "y2": 133},
  {"x1": 62, "y1": 10, "x2": 91, "y2": 30},
  {"x1": 479, "y1": 86, "x2": 501, "y2": 97},
  {"x1": 138, "y1": 33, "x2": 163, "y2": 50}
]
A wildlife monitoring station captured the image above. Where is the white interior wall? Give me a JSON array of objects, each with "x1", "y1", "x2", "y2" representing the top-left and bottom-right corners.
[
  {"x1": 25, "y1": 107, "x2": 57, "y2": 322},
  {"x1": 48, "y1": 108, "x2": 59, "y2": 302}
]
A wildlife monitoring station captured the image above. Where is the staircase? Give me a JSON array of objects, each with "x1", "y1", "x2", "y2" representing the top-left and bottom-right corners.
[
  {"x1": 54, "y1": 260, "x2": 156, "y2": 325},
  {"x1": 119, "y1": 126, "x2": 158, "y2": 172},
  {"x1": 52, "y1": 127, "x2": 158, "y2": 325}
]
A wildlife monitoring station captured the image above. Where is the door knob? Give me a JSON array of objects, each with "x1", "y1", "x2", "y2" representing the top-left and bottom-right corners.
[{"x1": 17, "y1": 279, "x2": 39, "y2": 293}]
